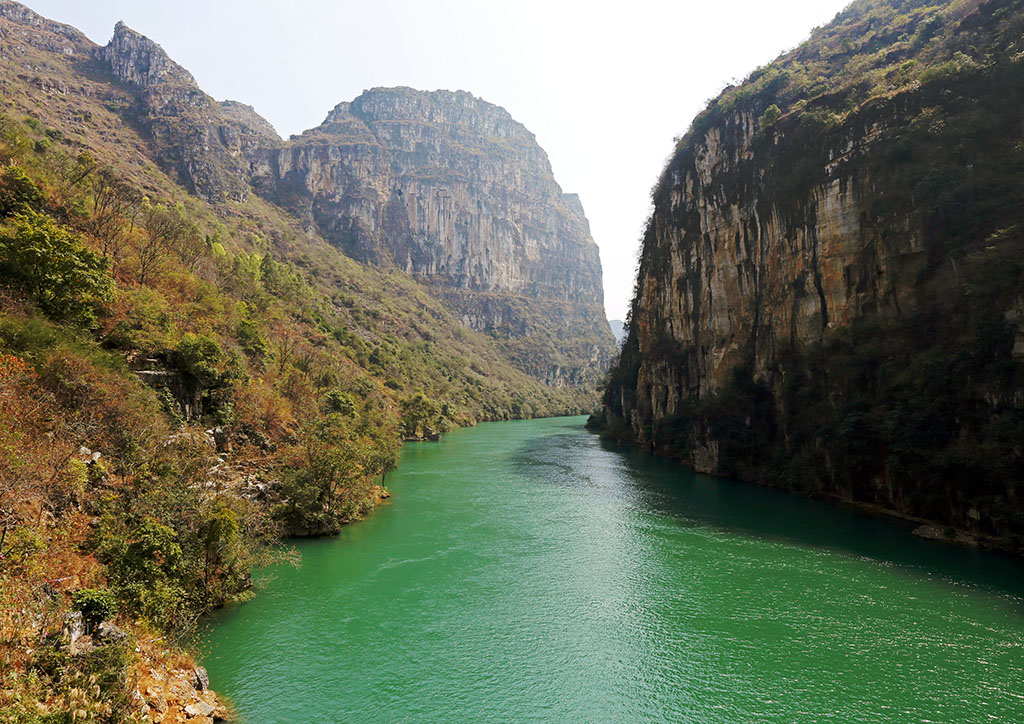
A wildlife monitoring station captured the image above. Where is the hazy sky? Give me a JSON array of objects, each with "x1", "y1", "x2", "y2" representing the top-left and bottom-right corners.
[{"x1": 33, "y1": 0, "x2": 852, "y2": 320}]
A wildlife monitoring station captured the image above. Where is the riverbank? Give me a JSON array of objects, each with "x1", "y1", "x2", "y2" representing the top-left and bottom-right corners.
[{"x1": 587, "y1": 417, "x2": 1023, "y2": 557}]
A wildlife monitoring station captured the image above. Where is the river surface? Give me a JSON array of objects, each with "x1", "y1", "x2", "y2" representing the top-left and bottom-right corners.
[{"x1": 203, "y1": 416, "x2": 1024, "y2": 723}]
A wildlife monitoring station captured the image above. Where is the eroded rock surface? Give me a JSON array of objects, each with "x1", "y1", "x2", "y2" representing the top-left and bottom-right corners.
[{"x1": 250, "y1": 87, "x2": 614, "y2": 384}]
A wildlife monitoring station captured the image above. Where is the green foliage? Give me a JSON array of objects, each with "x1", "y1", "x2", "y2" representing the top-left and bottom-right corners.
[
  {"x1": 325, "y1": 389, "x2": 356, "y2": 416},
  {"x1": 278, "y1": 413, "x2": 385, "y2": 534},
  {"x1": 94, "y1": 515, "x2": 189, "y2": 629},
  {"x1": 71, "y1": 587, "x2": 119, "y2": 628},
  {"x1": 400, "y1": 391, "x2": 443, "y2": 438},
  {"x1": 12, "y1": 639, "x2": 138, "y2": 724},
  {"x1": 173, "y1": 333, "x2": 223, "y2": 389},
  {"x1": 118, "y1": 517, "x2": 183, "y2": 585},
  {"x1": 236, "y1": 318, "x2": 268, "y2": 362},
  {"x1": 760, "y1": 104, "x2": 782, "y2": 128},
  {"x1": 199, "y1": 499, "x2": 243, "y2": 595},
  {"x1": 0, "y1": 165, "x2": 45, "y2": 217},
  {"x1": 0, "y1": 210, "x2": 112, "y2": 325},
  {"x1": 105, "y1": 287, "x2": 174, "y2": 353}
]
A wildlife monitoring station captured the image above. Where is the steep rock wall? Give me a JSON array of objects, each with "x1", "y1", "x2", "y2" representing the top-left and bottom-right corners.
[
  {"x1": 602, "y1": 0, "x2": 1024, "y2": 548},
  {"x1": 251, "y1": 88, "x2": 614, "y2": 385},
  {"x1": 97, "y1": 22, "x2": 281, "y2": 202}
]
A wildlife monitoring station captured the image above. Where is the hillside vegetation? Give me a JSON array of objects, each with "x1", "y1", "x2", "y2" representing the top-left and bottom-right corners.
[{"x1": 0, "y1": 6, "x2": 597, "y2": 721}]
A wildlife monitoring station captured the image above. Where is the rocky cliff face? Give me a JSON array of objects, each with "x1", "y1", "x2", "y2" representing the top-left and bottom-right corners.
[
  {"x1": 0, "y1": 0, "x2": 90, "y2": 52},
  {"x1": 97, "y1": 22, "x2": 281, "y2": 202},
  {"x1": 250, "y1": 87, "x2": 613, "y2": 385},
  {"x1": 602, "y1": 0, "x2": 1024, "y2": 548}
]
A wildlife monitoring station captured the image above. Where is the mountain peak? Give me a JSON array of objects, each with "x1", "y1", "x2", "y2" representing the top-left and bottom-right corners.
[{"x1": 100, "y1": 20, "x2": 196, "y2": 90}]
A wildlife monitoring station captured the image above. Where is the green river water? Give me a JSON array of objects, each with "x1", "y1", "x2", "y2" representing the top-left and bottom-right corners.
[{"x1": 202, "y1": 416, "x2": 1024, "y2": 723}]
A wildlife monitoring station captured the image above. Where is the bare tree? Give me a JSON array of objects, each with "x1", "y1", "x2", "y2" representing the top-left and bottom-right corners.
[{"x1": 135, "y1": 202, "x2": 199, "y2": 284}]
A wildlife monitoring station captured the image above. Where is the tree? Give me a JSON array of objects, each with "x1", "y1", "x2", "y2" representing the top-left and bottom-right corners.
[
  {"x1": 72, "y1": 588, "x2": 119, "y2": 629},
  {"x1": 199, "y1": 500, "x2": 240, "y2": 594},
  {"x1": 85, "y1": 166, "x2": 142, "y2": 271},
  {"x1": 325, "y1": 390, "x2": 356, "y2": 416},
  {"x1": 760, "y1": 104, "x2": 782, "y2": 129},
  {"x1": 135, "y1": 201, "x2": 200, "y2": 284},
  {"x1": 170, "y1": 334, "x2": 232, "y2": 420},
  {"x1": 0, "y1": 166, "x2": 45, "y2": 218},
  {"x1": 0, "y1": 210, "x2": 113, "y2": 325},
  {"x1": 279, "y1": 413, "x2": 378, "y2": 534},
  {"x1": 400, "y1": 392, "x2": 440, "y2": 439},
  {"x1": 359, "y1": 412, "x2": 401, "y2": 484}
]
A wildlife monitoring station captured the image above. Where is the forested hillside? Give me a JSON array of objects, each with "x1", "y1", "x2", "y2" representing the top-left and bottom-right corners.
[{"x1": 0, "y1": 2, "x2": 605, "y2": 720}]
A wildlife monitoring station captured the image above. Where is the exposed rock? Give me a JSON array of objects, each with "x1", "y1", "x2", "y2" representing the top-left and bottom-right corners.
[
  {"x1": 193, "y1": 666, "x2": 210, "y2": 691},
  {"x1": 61, "y1": 611, "x2": 83, "y2": 651},
  {"x1": 184, "y1": 700, "x2": 215, "y2": 718},
  {"x1": 0, "y1": 0, "x2": 92, "y2": 54},
  {"x1": 99, "y1": 21, "x2": 196, "y2": 90},
  {"x1": 148, "y1": 688, "x2": 168, "y2": 714},
  {"x1": 250, "y1": 87, "x2": 615, "y2": 384},
  {"x1": 96, "y1": 621, "x2": 129, "y2": 643},
  {"x1": 94, "y1": 22, "x2": 277, "y2": 202},
  {"x1": 912, "y1": 525, "x2": 978, "y2": 547},
  {"x1": 602, "y1": 0, "x2": 1024, "y2": 546},
  {"x1": 211, "y1": 427, "x2": 231, "y2": 453}
]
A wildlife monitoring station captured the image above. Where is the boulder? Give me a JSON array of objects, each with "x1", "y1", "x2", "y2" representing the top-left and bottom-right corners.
[
  {"x1": 96, "y1": 621, "x2": 129, "y2": 643},
  {"x1": 62, "y1": 611, "x2": 83, "y2": 650},
  {"x1": 184, "y1": 700, "x2": 215, "y2": 717},
  {"x1": 193, "y1": 666, "x2": 210, "y2": 691}
]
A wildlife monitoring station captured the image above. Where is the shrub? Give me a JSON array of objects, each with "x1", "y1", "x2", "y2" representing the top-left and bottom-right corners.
[
  {"x1": 173, "y1": 333, "x2": 223, "y2": 389},
  {"x1": 236, "y1": 318, "x2": 268, "y2": 362},
  {"x1": 104, "y1": 287, "x2": 174, "y2": 353},
  {"x1": 0, "y1": 166, "x2": 44, "y2": 218},
  {"x1": 325, "y1": 389, "x2": 356, "y2": 416},
  {"x1": 400, "y1": 392, "x2": 441, "y2": 438},
  {"x1": 0, "y1": 210, "x2": 112, "y2": 325},
  {"x1": 71, "y1": 587, "x2": 119, "y2": 628},
  {"x1": 760, "y1": 104, "x2": 782, "y2": 128}
]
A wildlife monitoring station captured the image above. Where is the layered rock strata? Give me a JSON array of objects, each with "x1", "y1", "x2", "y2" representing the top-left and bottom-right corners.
[{"x1": 250, "y1": 87, "x2": 614, "y2": 384}]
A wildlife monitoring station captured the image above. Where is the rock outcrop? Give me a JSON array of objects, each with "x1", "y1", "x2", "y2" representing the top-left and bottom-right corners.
[
  {"x1": 87, "y1": 27, "x2": 614, "y2": 385},
  {"x1": 601, "y1": 0, "x2": 1024, "y2": 548},
  {"x1": 250, "y1": 87, "x2": 613, "y2": 385},
  {"x1": 0, "y1": 0, "x2": 91, "y2": 53},
  {"x1": 96, "y1": 22, "x2": 281, "y2": 203}
]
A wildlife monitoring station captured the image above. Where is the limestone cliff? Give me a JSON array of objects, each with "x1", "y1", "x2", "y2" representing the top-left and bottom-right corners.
[
  {"x1": 601, "y1": 0, "x2": 1024, "y2": 548},
  {"x1": 97, "y1": 21, "x2": 281, "y2": 202},
  {"x1": 250, "y1": 87, "x2": 614, "y2": 386}
]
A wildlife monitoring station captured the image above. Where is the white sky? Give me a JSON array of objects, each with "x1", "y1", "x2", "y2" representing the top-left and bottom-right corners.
[{"x1": 33, "y1": 0, "x2": 852, "y2": 320}]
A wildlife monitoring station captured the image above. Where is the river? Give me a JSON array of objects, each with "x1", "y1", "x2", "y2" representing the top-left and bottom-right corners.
[{"x1": 202, "y1": 416, "x2": 1024, "y2": 723}]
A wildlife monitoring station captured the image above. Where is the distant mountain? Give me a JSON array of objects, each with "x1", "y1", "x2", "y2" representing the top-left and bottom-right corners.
[
  {"x1": 251, "y1": 86, "x2": 616, "y2": 386},
  {"x1": 609, "y1": 319, "x2": 626, "y2": 345}
]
